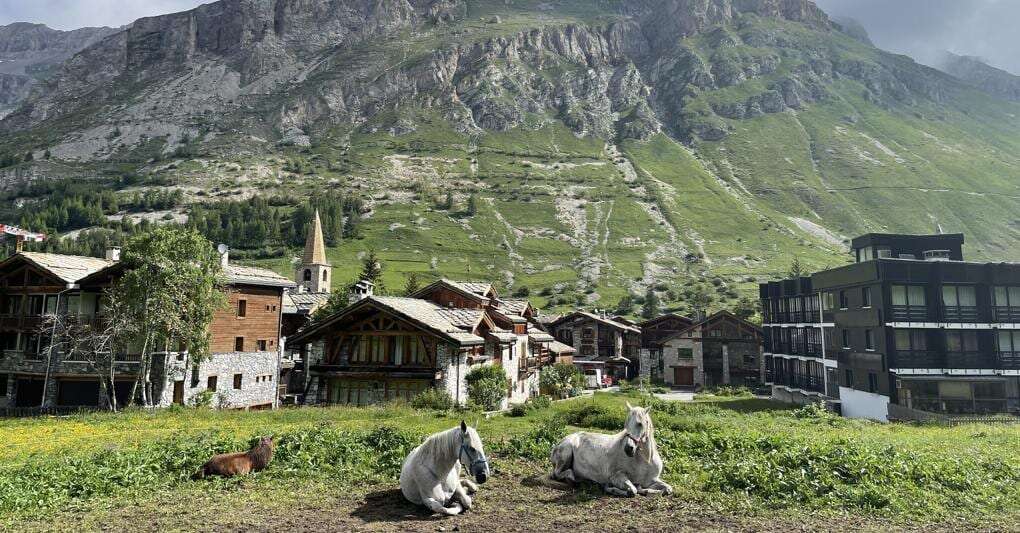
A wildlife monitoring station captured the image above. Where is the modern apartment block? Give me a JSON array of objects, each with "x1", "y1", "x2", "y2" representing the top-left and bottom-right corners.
[{"x1": 761, "y1": 233, "x2": 1020, "y2": 421}]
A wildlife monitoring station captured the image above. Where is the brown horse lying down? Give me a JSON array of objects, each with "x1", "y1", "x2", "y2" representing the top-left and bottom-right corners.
[{"x1": 192, "y1": 436, "x2": 274, "y2": 479}]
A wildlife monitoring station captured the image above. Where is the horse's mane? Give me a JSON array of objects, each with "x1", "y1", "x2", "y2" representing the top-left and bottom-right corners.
[
  {"x1": 247, "y1": 438, "x2": 274, "y2": 470},
  {"x1": 417, "y1": 427, "x2": 461, "y2": 466}
]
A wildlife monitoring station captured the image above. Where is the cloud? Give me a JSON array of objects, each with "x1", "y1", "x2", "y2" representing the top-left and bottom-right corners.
[
  {"x1": 815, "y1": 0, "x2": 1020, "y2": 74},
  {"x1": 0, "y1": 0, "x2": 207, "y2": 30}
]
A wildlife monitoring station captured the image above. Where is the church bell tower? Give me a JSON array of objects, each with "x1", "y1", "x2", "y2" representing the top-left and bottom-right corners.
[{"x1": 295, "y1": 210, "x2": 332, "y2": 293}]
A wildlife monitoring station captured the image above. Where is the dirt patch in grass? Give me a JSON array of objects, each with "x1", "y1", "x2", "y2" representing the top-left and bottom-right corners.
[{"x1": 14, "y1": 460, "x2": 1000, "y2": 533}]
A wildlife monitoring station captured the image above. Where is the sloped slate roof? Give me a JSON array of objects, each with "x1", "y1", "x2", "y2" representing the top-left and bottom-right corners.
[
  {"x1": 500, "y1": 299, "x2": 532, "y2": 316},
  {"x1": 551, "y1": 311, "x2": 642, "y2": 334},
  {"x1": 413, "y1": 279, "x2": 495, "y2": 303},
  {"x1": 222, "y1": 264, "x2": 295, "y2": 288},
  {"x1": 290, "y1": 296, "x2": 486, "y2": 346},
  {"x1": 16, "y1": 252, "x2": 115, "y2": 284},
  {"x1": 549, "y1": 340, "x2": 577, "y2": 355},
  {"x1": 283, "y1": 291, "x2": 331, "y2": 314},
  {"x1": 528, "y1": 331, "x2": 555, "y2": 343}
]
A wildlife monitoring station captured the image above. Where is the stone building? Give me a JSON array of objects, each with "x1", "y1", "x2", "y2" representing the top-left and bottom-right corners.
[
  {"x1": 0, "y1": 247, "x2": 293, "y2": 410},
  {"x1": 658, "y1": 311, "x2": 763, "y2": 390},
  {"x1": 637, "y1": 313, "x2": 694, "y2": 382},
  {"x1": 547, "y1": 311, "x2": 641, "y2": 382},
  {"x1": 288, "y1": 279, "x2": 557, "y2": 408}
]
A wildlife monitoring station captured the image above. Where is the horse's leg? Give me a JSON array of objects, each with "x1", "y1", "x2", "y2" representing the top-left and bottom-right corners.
[
  {"x1": 453, "y1": 484, "x2": 473, "y2": 511},
  {"x1": 646, "y1": 478, "x2": 674, "y2": 496},
  {"x1": 424, "y1": 483, "x2": 463, "y2": 516},
  {"x1": 607, "y1": 472, "x2": 638, "y2": 497},
  {"x1": 460, "y1": 478, "x2": 479, "y2": 494}
]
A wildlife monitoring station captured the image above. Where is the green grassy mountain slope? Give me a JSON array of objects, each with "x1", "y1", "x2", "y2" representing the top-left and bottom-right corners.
[{"x1": 1, "y1": 0, "x2": 1019, "y2": 316}]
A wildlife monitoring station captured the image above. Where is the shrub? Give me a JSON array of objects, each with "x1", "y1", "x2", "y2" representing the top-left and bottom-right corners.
[
  {"x1": 465, "y1": 365, "x2": 509, "y2": 411},
  {"x1": 561, "y1": 403, "x2": 626, "y2": 431},
  {"x1": 495, "y1": 418, "x2": 566, "y2": 460},
  {"x1": 540, "y1": 363, "x2": 585, "y2": 399},
  {"x1": 410, "y1": 387, "x2": 454, "y2": 411},
  {"x1": 507, "y1": 395, "x2": 554, "y2": 417}
]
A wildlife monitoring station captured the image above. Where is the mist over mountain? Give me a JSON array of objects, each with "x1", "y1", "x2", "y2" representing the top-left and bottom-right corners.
[{"x1": 815, "y1": 0, "x2": 1020, "y2": 75}]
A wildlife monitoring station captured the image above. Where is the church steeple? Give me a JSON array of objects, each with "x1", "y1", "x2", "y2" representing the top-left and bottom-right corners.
[
  {"x1": 295, "y1": 210, "x2": 332, "y2": 293},
  {"x1": 303, "y1": 210, "x2": 328, "y2": 266}
]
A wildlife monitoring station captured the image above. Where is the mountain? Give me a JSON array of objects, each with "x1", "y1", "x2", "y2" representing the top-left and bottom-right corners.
[
  {"x1": 0, "y1": 22, "x2": 120, "y2": 118},
  {"x1": 937, "y1": 51, "x2": 1020, "y2": 103},
  {"x1": 1, "y1": 0, "x2": 1020, "y2": 314},
  {"x1": 830, "y1": 16, "x2": 872, "y2": 46}
]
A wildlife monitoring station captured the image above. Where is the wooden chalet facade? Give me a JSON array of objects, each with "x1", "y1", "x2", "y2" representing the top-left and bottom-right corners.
[
  {"x1": 548, "y1": 311, "x2": 641, "y2": 382},
  {"x1": 0, "y1": 248, "x2": 293, "y2": 411},
  {"x1": 659, "y1": 311, "x2": 763, "y2": 390},
  {"x1": 638, "y1": 313, "x2": 695, "y2": 382},
  {"x1": 288, "y1": 279, "x2": 563, "y2": 408}
]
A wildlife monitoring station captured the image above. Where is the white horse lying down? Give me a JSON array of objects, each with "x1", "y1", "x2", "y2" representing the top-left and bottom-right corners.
[
  {"x1": 550, "y1": 403, "x2": 673, "y2": 497},
  {"x1": 400, "y1": 421, "x2": 490, "y2": 516}
]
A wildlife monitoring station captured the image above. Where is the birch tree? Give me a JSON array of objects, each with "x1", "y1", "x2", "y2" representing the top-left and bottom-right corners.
[{"x1": 115, "y1": 227, "x2": 227, "y2": 406}]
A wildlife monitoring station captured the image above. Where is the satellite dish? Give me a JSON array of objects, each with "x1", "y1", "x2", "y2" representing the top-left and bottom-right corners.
[{"x1": 217, "y1": 243, "x2": 229, "y2": 254}]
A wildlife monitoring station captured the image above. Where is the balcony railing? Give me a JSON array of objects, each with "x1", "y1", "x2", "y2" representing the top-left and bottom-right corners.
[
  {"x1": 893, "y1": 350, "x2": 939, "y2": 368},
  {"x1": 999, "y1": 352, "x2": 1020, "y2": 370},
  {"x1": 943, "y1": 306, "x2": 979, "y2": 323},
  {"x1": 892, "y1": 305, "x2": 928, "y2": 321},
  {"x1": 908, "y1": 398, "x2": 1018, "y2": 415},
  {"x1": 770, "y1": 372, "x2": 825, "y2": 394},
  {"x1": 994, "y1": 307, "x2": 1020, "y2": 322}
]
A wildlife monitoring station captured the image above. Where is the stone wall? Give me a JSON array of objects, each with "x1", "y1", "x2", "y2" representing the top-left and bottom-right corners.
[
  {"x1": 437, "y1": 343, "x2": 470, "y2": 405},
  {"x1": 151, "y1": 351, "x2": 280, "y2": 409},
  {"x1": 661, "y1": 337, "x2": 704, "y2": 389}
]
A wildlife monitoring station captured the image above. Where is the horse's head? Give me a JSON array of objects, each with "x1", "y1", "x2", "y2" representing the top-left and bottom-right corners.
[
  {"x1": 623, "y1": 402, "x2": 653, "y2": 458},
  {"x1": 459, "y1": 420, "x2": 490, "y2": 484}
]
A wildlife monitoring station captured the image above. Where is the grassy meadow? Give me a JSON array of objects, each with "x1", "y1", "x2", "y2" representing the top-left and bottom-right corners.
[{"x1": 2, "y1": 393, "x2": 1019, "y2": 531}]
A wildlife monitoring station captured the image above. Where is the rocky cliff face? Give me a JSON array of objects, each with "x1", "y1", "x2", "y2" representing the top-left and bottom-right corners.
[
  {"x1": 937, "y1": 51, "x2": 1020, "y2": 102},
  {"x1": 0, "y1": 22, "x2": 118, "y2": 116},
  {"x1": 0, "y1": 0, "x2": 986, "y2": 157}
]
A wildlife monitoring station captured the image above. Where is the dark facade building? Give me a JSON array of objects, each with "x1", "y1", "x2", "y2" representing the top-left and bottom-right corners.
[{"x1": 761, "y1": 233, "x2": 1020, "y2": 420}]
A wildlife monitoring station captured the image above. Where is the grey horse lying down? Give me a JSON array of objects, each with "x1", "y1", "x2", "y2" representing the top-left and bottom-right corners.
[
  {"x1": 549, "y1": 403, "x2": 673, "y2": 497},
  {"x1": 400, "y1": 421, "x2": 490, "y2": 515}
]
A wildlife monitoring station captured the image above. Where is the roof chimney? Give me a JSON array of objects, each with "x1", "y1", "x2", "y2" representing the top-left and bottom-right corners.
[
  {"x1": 105, "y1": 247, "x2": 121, "y2": 262},
  {"x1": 349, "y1": 280, "x2": 375, "y2": 306}
]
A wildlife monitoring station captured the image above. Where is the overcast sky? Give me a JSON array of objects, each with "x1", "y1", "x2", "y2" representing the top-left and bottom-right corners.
[
  {"x1": 815, "y1": 0, "x2": 1020, "y2": 74},
  {"x1": 2, "y1": 0, "x2": 1018, "y2": 74},
  {"x1": 0, "y1": 0, "x2": 206, "y2": 30}
]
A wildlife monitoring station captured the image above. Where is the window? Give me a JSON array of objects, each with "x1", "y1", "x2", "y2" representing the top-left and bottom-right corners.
[
  {"x1": 842, "y1": 329, "x2": 851, "y2": 349},
  {"x1": 891, "y1": 285, "x2": 927, "y2": 320},
  {"x1": 838, "y1": 291, "x2": 849, "y2": 309},
  {"x1": 234, "y1": 336, "x2": 244, "y2": 351},
  {"x1": 303, "y1": 269, "x2": 312, "y2": 282},
  {"x1": 946, "y1": 331, "x2": 978, "y2": 353},
  {"x1": 677, "y1": 348, "x2": 694, "y2": 359},
  {"x1": 207, "y1": 375, "x2": 217, "y2": 391},
  {"x1": 237, "y1": 299, "x2": 247, "y2": 318},
  {"x1": 0, "y1": 373, "x2": 6, "y2": 395},
  {"x1": 876, "y1": 247, "x2": 892, "y2": 259},
  {"x1": 2, "y1": 295, "x2": 21, "y2": 315},
  {"x1": 322, "y1": 270, "x2": 328, "y2": 282},
  {"x1": 258, "y1": 339, "x2": 268, "y2": 351},
  {"x1": 1, "y1": 331, "x2": 18, "y2": 351},
  {"x1": 998, "y1": 330, "x2": 1020, "y2": 354},
  {"x1": 710, "y1": 329, "x2": 722, "y2": 338},
  {"x1": 861, "y1": 287, "x2": 872, "y2": 308},
  {"x1": 26, "y1": 295, "x2": 44, "y2": 316},
  {"x1": 867, "y1": 372, "x2": 878, "y2": 393},
  {"x1": 941, "y1": 285, "x2": 977, "y2": 321},
  {"x1": 233, "y1": 374, "x2": 242, "y2": 389},
  {"x1": 864, "y1": 329, "x2": 875, "y2": 351},
  {"x1": 823, "y1": 292, "x2": 835, "y2": 311},
  {"x1": 895, "y1": 330, "x2": 927, "y2": 351},
  {"x1": 844, "y1": 368, "x2": 854, "y2": 387},
  {"x1": 582, "y1": 328, "x2": 594, "y2": 340}
]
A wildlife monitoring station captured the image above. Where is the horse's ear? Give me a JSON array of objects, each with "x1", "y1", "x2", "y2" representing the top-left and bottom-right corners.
[
  {"x1": 626, "y1": 401, "x2": 633, "y2": 410},
  {"x1": 461, "y1": 420, "x2": 468, "y2": 432},
  {"x1": 644, "y1": 405, "x2": 653, "y2": 415},
  {"x1": 475, "y1": 418, "x2": 481, "y2": 429}
]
